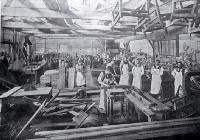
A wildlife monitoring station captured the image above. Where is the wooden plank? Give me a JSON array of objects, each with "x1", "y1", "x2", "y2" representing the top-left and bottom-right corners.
[
  {"x1": 1, "y1": 7, "x2": 76, "y2": 19},
  {"x1": 0, "y1": 87, "x2": 21, "y2": 99},
  {"x1": 131, "y1": 90, "x2": 153, "y2": 107},
  {"x1": 28, "y1": 126, "x2": 197, "y2": 140},
  {"x1": 143, "y1": 92, "x2": 170, "y2": 110},
  {"x1": 172, "y1": 13, "x2": 196, "y2": 18},
  {"x1": 30, "y1": 122, "x2": 78, "y2": 128},
  {"x1": 0, "y1": 77, "x2": 18, "y2": 87},
  {"x1": 125, "y1": 93, "x2": 155, "y2": 117},
  {"x1": 12, "y1": 87, "x2": 52, "y2": 97},
  {"x1": 35, "y1": 116, "x2": 200, "y2": 136},
  {"x1": 44, "y1": 89, "x2": 60, "y2": 108},
  {"x1": 43, "y1": 119, "x2": 200, "y2": 140},
  {"x1": 2, "y1": 21, "x2": 68, "y2": 29},
  {"x1": 91, "y1": 126, "x2": 198, "y2": 140}
]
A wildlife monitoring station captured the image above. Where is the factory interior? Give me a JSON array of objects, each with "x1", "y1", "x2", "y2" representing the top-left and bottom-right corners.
[{"x1": 1, "y1": 0, "x2": 200, "y2": 139}]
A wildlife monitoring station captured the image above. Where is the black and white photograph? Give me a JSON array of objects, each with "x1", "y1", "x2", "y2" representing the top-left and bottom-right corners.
[{"x1": 1, "y1": 0, "x2": 200, "y2": 139}]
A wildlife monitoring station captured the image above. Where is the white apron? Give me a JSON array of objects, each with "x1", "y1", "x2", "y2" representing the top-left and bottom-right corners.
[
  {"x1": 76, "y1": 71, "x2": 86, "y2": 87},
  {"x1": 172, "y1": 69, "x2": 183, "y2": 95},
  {"x1": 85, "y1": 66, "x2": 94, "y2": 87},
  {"x1": 119, "y1": 63, "x2": 129, "y2": 85},
  {"x1": 132, "y1": 66, "x2": 144, "y2": 89},
  {"x1": 98, "y1": 72, "x2": 113, "y2": 110},
  {"x1": 151, "y1": 67, "x2": 163, "y2": 95}
]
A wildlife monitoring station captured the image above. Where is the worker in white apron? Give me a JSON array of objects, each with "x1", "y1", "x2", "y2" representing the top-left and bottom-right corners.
[
  {"x1": 151, "y1": 60, "x2": 164, "y2": 98},
  {"x1": 98, "y1": 66, "x2": 117, "y2": 111},
  {"x1": 119, "y1": 57, "x2": 129, "y2": 85},
  {"x1": 132, "y1": 59, "x2": 144, "y2": 89},
  {"x1": 76, "y1": 61, "x2": 86, "y2": 87},
  {"x1": 172, "y1": 62, "x2": 184, "y2": 96}
]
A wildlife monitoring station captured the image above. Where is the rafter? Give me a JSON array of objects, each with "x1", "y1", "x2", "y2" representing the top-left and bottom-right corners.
[
  {"x1": 2, "y1": 21, "x2": 69, "y2": 29},
  {"x1": 1, "y1": 7, "x2": 76, "y2": 19},
  {"x1": 115, "y1": 26, "x2": 188, "y2": 42}
]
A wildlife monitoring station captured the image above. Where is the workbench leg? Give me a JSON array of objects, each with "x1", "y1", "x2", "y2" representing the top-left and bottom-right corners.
[
  {"x1": 106, "y1": 97, "x2": 109, "y2": 116},
  {"x1": 110, "y1": 98, "x2": 113, "y2": 124},
  {"x1": 35, "y1": 70, "x2": 39, "y2": 84}
]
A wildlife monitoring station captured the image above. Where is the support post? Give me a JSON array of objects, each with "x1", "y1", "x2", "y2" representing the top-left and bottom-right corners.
[
  {"x1": 176, "y1": 35, "x2": 179, "y2": 57},
  {"x1": 0, "y1": 1, "x2": 1, "y2": 49},
  {"x1": 147, "y1": 39, "x2": 155, "y2": 63},
  {"x1": 152, "y1": 41, "x2": 156, "y2": 63},
  {"x1": 105, "y1": 40, "x2": 107, "y2": 59},
  {"x1": 119, "y1": 0, "x2": 122, "y2": 18},
  {"x1": 44, "y1": 38, "x2": 47, "y2": 53}
]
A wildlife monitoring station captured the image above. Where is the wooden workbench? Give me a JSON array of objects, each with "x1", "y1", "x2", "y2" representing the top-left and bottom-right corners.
[{"x1": 23, "y1": 62, "x2": 47, "y2": 84}]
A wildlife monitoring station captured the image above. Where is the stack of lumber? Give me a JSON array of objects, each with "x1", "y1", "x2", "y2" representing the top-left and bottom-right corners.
[{"x1": 31, "y1": 117, "x2": 200, "y2": 140}]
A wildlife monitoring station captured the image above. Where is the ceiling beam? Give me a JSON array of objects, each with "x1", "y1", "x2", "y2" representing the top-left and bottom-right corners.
[
  {"x1": 1, "y1": 7, "x2": 76, "y2": 19},
  {"x1": 1, "y1": 7, "x2": 138, "y2": 22},
  {"x1": 2, "y1": 21, "x2": 136, "y2": 35},
  {"x1": 33, "y1": 33, "x2": 129, "y2": 39},
  {"x1": 115, "y1": 26, "x2": 188, "y2": 42},
  {"x1": 2, "y1": 21, "x2": 69, "y2": 29}
]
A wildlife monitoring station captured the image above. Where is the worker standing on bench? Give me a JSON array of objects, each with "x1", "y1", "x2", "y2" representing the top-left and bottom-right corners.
[
  {"x1": 98, "y1": 66, "x2": 118, "y2": 111},
  {"x1": 150, "y1": 60, "x2": 163, "y2": 99}
]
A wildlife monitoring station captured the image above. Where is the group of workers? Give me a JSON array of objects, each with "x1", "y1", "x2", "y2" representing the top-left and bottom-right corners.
[{"x1": 97, "y1": 55, "x2": 191, "y2": 111}]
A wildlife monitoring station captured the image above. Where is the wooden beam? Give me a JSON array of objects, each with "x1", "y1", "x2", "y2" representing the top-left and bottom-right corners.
[
  {"x1": 35, "y1": 117, "x2": 200, "y2": 137},
  {"x1": 1, "y1": 7, "x2": 76, "y2": 19},
  {"x1": 34, "y1": 34, "x2": 129, "y2": 39},
  {"x1": 115, "y1": 26, "x2": 188, "y2": 42},
  {"x1": 1, "y1": 7, "x2": 138, "y2": 22},
  {"x1": 2, "y1": 21, "x2": 69, "y2": 29},
  {"x1": 34, "y1": 117, "x2": 200, "y2": 140},
  {"x1": 172, "y1": 13, "x2": 196, "y2": 18}
]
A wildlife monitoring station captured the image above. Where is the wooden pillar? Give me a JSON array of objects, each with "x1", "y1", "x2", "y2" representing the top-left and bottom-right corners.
[
  {"x1": 152, "y1": 41, "x2": 156, "y2": 63},
  {"x1": 176, "y1": 35, "x2": 179, "y2": 57},
  {"x1": 119, "y1": 0, "x2": 122, "y2": 18},
  {"x1": 105, "y1": 40, "x2": 107, "y2": 59},
  {"x1": 12, "y1": 30, "x2": 17, "y2": 60},
  {"x1": 147, "y1": 39, "x2": 155, "y2": 63},
  {"x1": 0, "y1": 1, "x2": 1, "y2": 49},
  {"x1": 44, "y1": 39, "x2": 47, "y2": 53}
]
